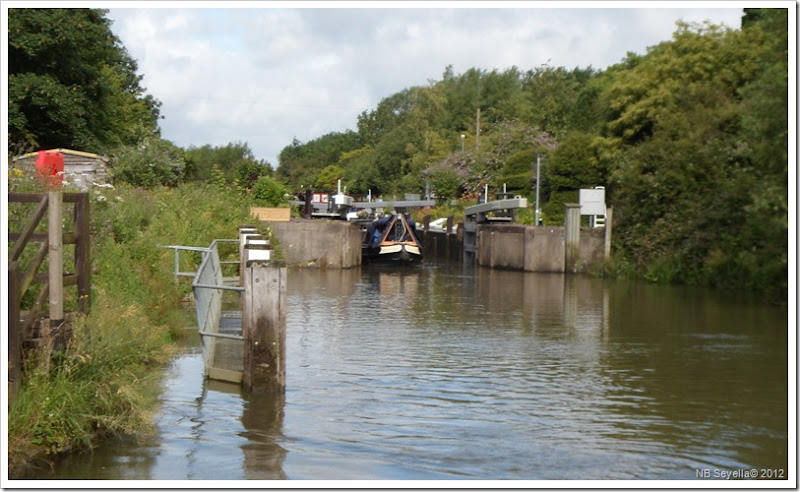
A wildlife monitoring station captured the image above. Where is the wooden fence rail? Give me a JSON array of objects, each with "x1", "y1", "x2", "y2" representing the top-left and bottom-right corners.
[{"x1": 8, "y1": 192, "x2": 91, "y2": 407}]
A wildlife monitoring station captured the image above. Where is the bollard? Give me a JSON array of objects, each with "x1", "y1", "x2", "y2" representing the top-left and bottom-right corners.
[
  {"x1": 238, "y1": 226, "x2": 258, "y2": 285},
  {"x1": 245, "y1": 242, "x2": 272, "y2": 262},
  {"x1": 238, "y1": 226, "x2": 259, "y2": 264},
  {"x1": 242, "y1": 256, "x2": 286, "y2": 392}
]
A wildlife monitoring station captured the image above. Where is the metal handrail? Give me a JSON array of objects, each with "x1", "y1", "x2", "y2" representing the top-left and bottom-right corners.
[{"x1": 164, "y1": 239, "x2": 246, "y2": 374}]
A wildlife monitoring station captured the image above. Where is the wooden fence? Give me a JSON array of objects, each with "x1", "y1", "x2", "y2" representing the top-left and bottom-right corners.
[{"x1": 8, "y1": 192, "x2": 91, "y2": 406}]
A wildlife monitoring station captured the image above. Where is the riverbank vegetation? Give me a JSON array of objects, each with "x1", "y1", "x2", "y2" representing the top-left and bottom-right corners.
[{"x1": 7, "y1": 180, "x2": 255, "y2": 476}]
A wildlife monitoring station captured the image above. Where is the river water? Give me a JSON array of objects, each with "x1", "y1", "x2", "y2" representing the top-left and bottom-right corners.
[{"x1": 30, "y1": 261, "x2": 789, "y2": 482}]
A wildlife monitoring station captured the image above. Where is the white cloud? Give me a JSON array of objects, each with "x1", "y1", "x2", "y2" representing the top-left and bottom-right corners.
[{"x1": 105, "y1": 5, "x2": 744, "y2": 167}]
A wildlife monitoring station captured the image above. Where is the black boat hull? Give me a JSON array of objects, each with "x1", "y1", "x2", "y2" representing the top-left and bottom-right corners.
[{"x1": 362, "y1": 242, "x2": 422, "y2": 264}]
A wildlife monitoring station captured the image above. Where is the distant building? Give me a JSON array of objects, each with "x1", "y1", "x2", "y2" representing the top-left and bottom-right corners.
[{"x1": 12, "y1": 148, "x2": 110, "y2": 190}]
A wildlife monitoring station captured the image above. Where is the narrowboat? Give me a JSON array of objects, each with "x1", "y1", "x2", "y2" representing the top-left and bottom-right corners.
[{"x1": 362, "y1": 213, "x2": 423, "y2": 264}]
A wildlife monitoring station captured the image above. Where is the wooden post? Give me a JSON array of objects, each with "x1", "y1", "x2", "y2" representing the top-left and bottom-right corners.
[
  {"x1": 9, "y1": 261, "x2": 22, "y2": 408},
  {"x1": 446, "y1": 215, "x2": 454, "y2": 235},
  {"x1": 74, "y1": 193, "x2": 90, "y2": 314},
  {"x1": 48, "y1": 191, "x2": 64, "y2": 326},
  {"x1": 423, "y1": 215, "x2": 430, "y2": 232},
  {"x1": 242, "y1": 256, "x2": 286, "y2": 392},
  {"x1": 303, "y1": 189, "x2": 313, "y2": 219},
  {"x1": 604, "y1": 206, "x2": 613, "y2": 260},
  {"x1": 564, "y1": 203, "x2": 581, "y2": 273}
]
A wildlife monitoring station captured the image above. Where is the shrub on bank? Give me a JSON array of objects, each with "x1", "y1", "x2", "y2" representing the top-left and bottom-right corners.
[{"x1": 7, "y1": 182, "x2": 256, "y2": 476}]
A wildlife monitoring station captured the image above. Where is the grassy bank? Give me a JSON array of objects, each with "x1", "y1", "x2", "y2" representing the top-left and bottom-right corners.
[{"x1": 7, "y1": 182, "x2": 258, "y2": 477}]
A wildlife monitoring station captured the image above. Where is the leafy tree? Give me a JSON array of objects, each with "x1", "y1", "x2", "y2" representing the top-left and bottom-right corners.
[
  {"x1": 605, "y1": 16, "x2": 787, "y2": 298},
  {"x1": 545, "y1": 132, "x2": 607, "y2": 193},
  {"x1": 315, "y1": 165, "x2": 345, "y2": 192},
  {"x1": 252, "y1": 175, "x2": 289, "y2": 206},
  {"x1": 426, "y1": 166, "x2": 463, "y2": 203},
  {"x1": 340, "y1": 146, "x2": 380, "y2": 195},
  {"x1": 184, "y1": 141, "x2": 268, "y2": 183},
  {"x1": 369, "y1": 123, "x2": 425, "y2": 193},
  {"x1": 275, "y1": 131, "x2": 360, "y2": 190},
  {"x1": 519, "y1": 65, "x2": 595, "y2": 138},
  {"x1": 422, "y1": 119, "x2": 556, "y2": 200},
  {"x1": 234, "y1": 159, "x2": 270, "y2": 190},
  {"x1": 357, "y1": 89, "x2": 416, "y2": 146},
  {"x1": 501, "y1": 149, "x2": 536, "y2": 193},
  {"x1": 110, "y1": 137, "x2": 185, "y2": 188},
  {"x1": 8, "y1": 8, "x2": 161, "y2": 151},
  {"x1": 719, "y1": 8, "x2": 788, "y2": 298},
  {"x1": 440, "y1": 66, "x2": 482, "y2": 132},
  {"x1": 479, "y1": 67, "x2": 526, "y2": 123}
]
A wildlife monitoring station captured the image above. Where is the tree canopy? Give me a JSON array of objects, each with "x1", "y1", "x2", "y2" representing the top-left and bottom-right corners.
[{"x1": 8, "y1": 8, "x2": 162, "y2": 152}]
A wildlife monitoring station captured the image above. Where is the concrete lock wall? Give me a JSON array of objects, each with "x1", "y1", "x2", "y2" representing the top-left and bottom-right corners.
[
  {"x1": 524, "y1": 226, "x2": 566, "y2": 273},
  {"x1": 267, "y1": 219, "x2": 361, "y2": 268},
  {"x1": 476, "y1": 224, "x2": 605, "y2": 273},
  {"x1": 576, "y1": 227, "x2": 605, "y2": 273}
]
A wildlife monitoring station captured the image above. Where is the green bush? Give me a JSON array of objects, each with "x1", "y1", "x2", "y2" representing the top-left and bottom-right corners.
[
  {"x1": 252, "y1": 175, "x2": 289, "y2": 206},
  {"x1": 501, "y1": 149, "x2": 536, "y2": 193},
  {"x1": 109, "y1": 137, "x2": 185, "y2": 188}
]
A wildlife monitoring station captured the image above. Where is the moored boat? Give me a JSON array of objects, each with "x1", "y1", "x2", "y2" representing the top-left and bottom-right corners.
[{"x1": 362, "y1": 213, "x2": 423, "y2": 264}]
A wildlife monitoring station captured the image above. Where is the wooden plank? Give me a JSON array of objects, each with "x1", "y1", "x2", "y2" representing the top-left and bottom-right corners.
[
  {"x1": 8, "y1": 193, "x2": 45, "y2": 203},
  {"x1": 20, "y1": 242, "x2": 48, "y2": 298},
  {"x1": 8, "y1": 232, "x2": 78, "y2": 244},
  {"x1": 10, "y1": 195, "x2": 48, "y2": 262},
  {"x1": 250, "y1": 207, "x2": 291, "y2": 222},
  {"x1": 8, "y1": 192, "x2": 83, "y2": 204},
  {"x1": 23, "y1": 280, "x2": 49, "y2": 337},
  {"x1": 207, "y1": 367, "x2": 243, "y2": 384},
  {"x1": 33, "y1": 273, "x2": 76, "y2": 286}
]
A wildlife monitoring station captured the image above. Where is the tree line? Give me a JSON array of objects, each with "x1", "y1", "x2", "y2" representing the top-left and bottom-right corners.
[
  {"x1": 275, "y1": 8, "x2": 788, "y2": 301},
  {"x1": 7, "y1": 8, "x2": 788, "y2": 301}
]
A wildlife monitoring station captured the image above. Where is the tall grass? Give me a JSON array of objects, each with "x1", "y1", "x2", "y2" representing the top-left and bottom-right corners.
[{"x1": 7, "y1": 182, "x2": 258, "y2": 476}]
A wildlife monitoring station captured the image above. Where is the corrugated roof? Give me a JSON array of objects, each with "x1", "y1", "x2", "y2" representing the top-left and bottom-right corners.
[{"x1": 13, "y1": 148, "x2": 109, "y2": 162}]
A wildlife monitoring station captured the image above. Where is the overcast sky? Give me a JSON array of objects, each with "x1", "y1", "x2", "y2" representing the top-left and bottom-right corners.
[{"x1": 104, "y1": 3, "x2": 745, "y2": 167}]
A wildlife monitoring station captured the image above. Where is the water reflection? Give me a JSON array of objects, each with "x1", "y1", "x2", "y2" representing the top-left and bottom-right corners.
[
  {"x1": 599, "y1": 281, "x2": 788, "y2": 475},
  {"x1": 28, "y1": 261, "x2": 788, "y2": 481},
  {"x1": 239, "y1": 387, "x2": 287, "y2": 480}
]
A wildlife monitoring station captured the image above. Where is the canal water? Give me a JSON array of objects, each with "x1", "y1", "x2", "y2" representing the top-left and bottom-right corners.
[{"x1": 30, "y1": 261, "x2": 789, "y2": 482}]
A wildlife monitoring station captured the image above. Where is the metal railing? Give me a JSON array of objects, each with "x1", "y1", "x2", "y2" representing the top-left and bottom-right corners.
[{"x1": 164, "y1": 239, "x2": 243, "y2": 375}]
